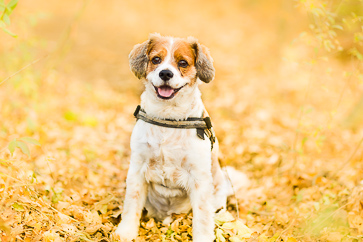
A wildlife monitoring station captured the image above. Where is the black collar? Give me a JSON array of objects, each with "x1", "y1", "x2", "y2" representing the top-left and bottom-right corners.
[{"x1": 133, "y1": 105, "x2": 215, "y2": 149}]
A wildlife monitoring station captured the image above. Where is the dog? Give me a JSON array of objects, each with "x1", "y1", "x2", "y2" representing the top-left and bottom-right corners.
[{"x1": 115, "y1": 33, "x2": 247, "y2": 241}]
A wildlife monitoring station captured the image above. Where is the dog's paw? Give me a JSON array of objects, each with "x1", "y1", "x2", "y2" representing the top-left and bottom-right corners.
[
  {"x1": 113, "y1": 224, "x2": 138, "y2": 242},
  {"x1": 193, "y1": 234, "x2": 215, "y2": 242}
]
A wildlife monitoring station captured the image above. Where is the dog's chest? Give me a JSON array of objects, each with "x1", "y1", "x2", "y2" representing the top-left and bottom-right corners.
[{"x1": 135, "y1": 122, "x2": 199, "y2": 190}]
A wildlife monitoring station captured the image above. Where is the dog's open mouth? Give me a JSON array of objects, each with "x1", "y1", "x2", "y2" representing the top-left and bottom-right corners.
[{"x1": 153, "y1": 84, "x2": 186, "y2": 100}]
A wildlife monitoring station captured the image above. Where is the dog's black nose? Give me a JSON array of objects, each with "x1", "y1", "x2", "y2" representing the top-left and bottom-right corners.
[{"x1": 159, "y1": 70, "x2": 174, "y2": 81}]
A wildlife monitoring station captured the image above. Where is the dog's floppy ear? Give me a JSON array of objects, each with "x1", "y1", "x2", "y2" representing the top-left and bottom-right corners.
[
  {"x1": 188, "y1": 37, "x2": 215, "y2": 83},
  {"x1": 129, "y1": 33, "x2": 161, "y2": 79},
  {"x1": 129, "y1": 40, "x2": 149, "y2": 79}
]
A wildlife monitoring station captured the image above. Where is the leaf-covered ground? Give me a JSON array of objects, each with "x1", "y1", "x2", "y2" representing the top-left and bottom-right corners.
[{"x1": 1, "y1": 0, "x2": 363, "y2": 241}]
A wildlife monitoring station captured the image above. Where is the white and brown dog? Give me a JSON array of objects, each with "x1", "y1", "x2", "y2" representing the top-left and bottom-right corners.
[{"x1": 115, "y1": 33, "x2": 247, "y2": 241}]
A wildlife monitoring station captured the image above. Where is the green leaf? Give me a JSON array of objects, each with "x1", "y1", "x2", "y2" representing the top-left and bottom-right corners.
[
  {"x1": 51, "y1": 188, "x2": 63, "y2": 203},
  {"x1": 350, "y1": 48, "x2": 363, "y2": 61},
  {"x1": 165, "y1": 227, "x2": 173, "y2": 237},
  {"x1": 2, "y1": 13, "x2": 10, "y2": 25},
  {"x1": 0, "y1": 159, "x2": 11, "y2": 165},
  {"x1": 1, "y1": 26, "x2": 17, "y2": 37},
  {"x1": 5, "y1": 6, "x2": 12, "y2": 15},
  {"x1": 12, "y1": 202, "x2": 24, "y2": 211},
  {"x1": 8, "y1": 139, "x2": 16, "y2": 155},
  {"x1": 16, "y1": 141, "x2": 30, "y2": 157},
  {"x1": 7, "y1": 0, "x2": 18, "y2": 10},
  {"x1": 20, "y1": 137, "x2": 41, "y2": 146},
  {"x1": 64, "y1": 110, "x2": 78, "y2": 121},
  {"x1": 0, "y1": 0, "x2": 5, "y2": 9}
]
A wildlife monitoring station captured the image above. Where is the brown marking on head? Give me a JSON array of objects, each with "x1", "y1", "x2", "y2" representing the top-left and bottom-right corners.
[
  {"x1": 147, "y1": 38, "x2": 169, "y2": 74},
  {"x1": 171, "y1": 40, "x2": 197, "y2": 83},
  {"x1": 129, "y1": 34, "x2": 214, "y2": 84},
  {"x1": 194, "y1": 182, "x2": 199, "y2": 190}
]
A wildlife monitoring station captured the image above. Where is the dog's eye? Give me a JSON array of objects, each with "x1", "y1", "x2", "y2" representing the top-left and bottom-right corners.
[
  {"x1": 178, "y1": 60, "x2": 188, "y2": 68},
  {"x1": 152, "y1": 57, "x2": 161, "y2": 65}
]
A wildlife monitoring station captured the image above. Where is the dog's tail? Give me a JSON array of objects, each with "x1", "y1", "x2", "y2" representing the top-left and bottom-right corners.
[{"x1": 223, "y1": 166, "x2": 250, "y2": 196}]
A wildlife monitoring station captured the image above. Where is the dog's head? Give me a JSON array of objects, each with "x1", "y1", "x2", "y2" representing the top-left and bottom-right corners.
[{"x1": 129, "y1": 33, "x2": 215, "y2": 100}]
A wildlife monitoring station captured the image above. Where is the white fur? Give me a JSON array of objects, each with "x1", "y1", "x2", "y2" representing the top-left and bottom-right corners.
[{"x1": 115, "y1": 36, "x2": 249, "y2": 242}]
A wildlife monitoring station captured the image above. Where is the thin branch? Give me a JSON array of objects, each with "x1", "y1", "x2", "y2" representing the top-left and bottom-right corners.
[
  {"x1": 0, "y1": 55, "x2": 48, "y2": 86},
  {"x1": 324, "y1": 60, "x2": 361, "y2": 130},
  {"x1": 332, "y1": 136, "x2": 363, "y2": 177},
  {"x1": 291, "y1": 60, "x2": 316, "y2": 168},
  {"x1": 277, "y1": 218, "x2": 296, "y2": 241}
]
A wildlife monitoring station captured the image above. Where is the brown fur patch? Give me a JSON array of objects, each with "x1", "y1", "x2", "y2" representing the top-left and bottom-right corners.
[
  {"x1": 172, "y1": 40, "x2": 197, "y2": 82},
  {"x1": 181, "y1": 157, "x2": 187, "y2": 167},
  {"x1": 160, "y1": 149, "x2": 165, "y2": 164},
  {"x1": 147, "y1": 45, "x2": 168, "y2": 74},
  {"x1": 129, "y1": 40, "x2": 149, "y2": 79},
  {"x1": 132, "y1": 191, "x2": 139, "y2": 200},
  {"x1": 188, "y1": 37, "x2": 215, "y2": 83},
  {"x1": 198, "y1": 204, "x2": 207, "y2": 211},
  {"x1": 129, "y1": 33, "x2": 163, "y2": 79},
  {"x1": 149, "y1": 158, "x2": 156, "y2": 168},
  {"x1": 172, "y1": 171, "x2": 179, "y2": 182}
]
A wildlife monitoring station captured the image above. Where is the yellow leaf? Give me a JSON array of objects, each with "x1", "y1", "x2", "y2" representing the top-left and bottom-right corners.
[
  {"x1": 221, "y1": 220, "x2": 252, "y2": 239},
  {"x1": 12, "y1": 202, "x2": 24, "y2": 211},
  {"x1": 56, "y1": 212, "x2": 71, "y2": 225},
  {"x1": 258, "y1": 233, "x2": 269, "y2": 242},
  {"x1": 215, "y1": 228, "x2": 226, "y2": 242},
  {"x1": 145, "y1": 218, "x2": 156, "y2": 229},
  {"x1": 221, "y1": 221, "x2": 236, "y2": 230},
  {"x1": 287, "y1": 237, "x2": 297, "y2": 242},
  {"x1": 230, "y1": 236, "x2": 244, "y2": 242},
  {"x1": 43, "y1": 230, "x2": 62, "y2": 242},
  {"x1": 214, "y1": 210, "x2": 235, "y2": 225},
  {"x1": 235, "y1": 220, "x2": 252, "y2": 238}
]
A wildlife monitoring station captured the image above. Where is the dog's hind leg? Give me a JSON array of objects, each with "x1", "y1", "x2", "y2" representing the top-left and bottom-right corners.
[{"x1": 210, "y1": 140, "x2": 229, "y2": 210}]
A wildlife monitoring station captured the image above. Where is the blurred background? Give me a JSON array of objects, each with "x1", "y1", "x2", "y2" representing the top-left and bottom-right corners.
[{"x1": 1, "y1": 0, "x2": 363, "y2": 241}]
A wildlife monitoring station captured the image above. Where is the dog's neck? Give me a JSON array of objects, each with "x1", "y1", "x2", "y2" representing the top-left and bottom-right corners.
[{"x1": 140, "y1": 83, "x2": 205, "y2": 120}]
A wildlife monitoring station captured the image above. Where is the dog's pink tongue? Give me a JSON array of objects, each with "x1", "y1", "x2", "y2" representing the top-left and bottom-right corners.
[{"x1": 158, "y1": 86, "x2": 174, "y2": 97}]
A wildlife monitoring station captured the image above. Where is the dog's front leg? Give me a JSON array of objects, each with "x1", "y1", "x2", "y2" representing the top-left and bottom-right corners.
[
  {"x1": 115, "y1": 161, "x2": 147, "y2": 241},
  {"x1": 189, "y1": 175, "x2": 215, "y2": 242}
]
